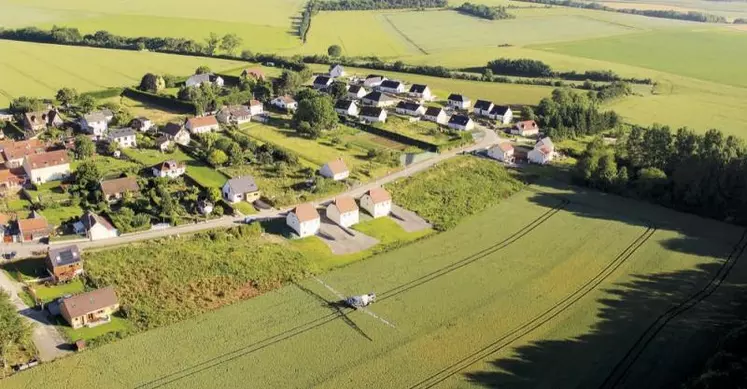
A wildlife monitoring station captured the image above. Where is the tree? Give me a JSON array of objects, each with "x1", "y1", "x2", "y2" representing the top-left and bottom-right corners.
[
  {"x1": 78, "y1": 95, "x2": 96, "y2": 113},
  {"x1": 481, "y1": 68, "x2": 494, "y2": 81},
  {"x1": 195, "y1": 65, "x2": 212, "y2": 75},
  {"x1": 74, "y1": 160, "x2": 102, "y2": 190},
  {"x1": 206, "y1": 187, "x2": 221, "y2": 203},
  {"x1": 296, "y1": 121, "x2": 320, "y2": 138},
  {"x1": 0, "y1": 290, "x2": 31, "y2": 371},
  {"x1": 240, "y1": 49, "x2": 254, "y2": 60},
  {"x1": 9, "y1": 96, "x2": 45, "y2": 115},
  {"x1": 327, "y1": 44, "x2": 342, "y2": 57},
  {"x1": 220, "y1": 33, "x2": 242, "y2": 55},
  {"x1": 74, "y1": 135, "x2": 95, "y2": 159},
  {"x1": 138, "y1": 73, "x2": 165, "y2": 93},
  {"x1": 111, "y1": 109, "x2": 133, "y2": 127},
  {"x1": 204, "y1": 33, "x2": 220, "y2": 55},
  {"x1": 106, "y1": 141, "x2": 119, "y2": 156},
  {"x1": 208, "y1": 149, "x2": 228, "y2": 166},
  {"x1": 292, "y1": 96, "x2": 338, "y2": 137},
  {"x1": 327, "y1": 81, "x2": 348, "y2": 100},
  {"x1": 55, "y1": 87, "x2": 79, "y2": 107},
  {"x1": 275, "y1": 70, "x2": 304, "y2": 95},
  {"x1": 522, "y1": 106, "x2": 536, "y2": 121}
]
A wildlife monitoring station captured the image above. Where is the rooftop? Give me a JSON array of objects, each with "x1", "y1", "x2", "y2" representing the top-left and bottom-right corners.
[{"x1": 61, "y1": 286, "x2": 118, "y2": 318}]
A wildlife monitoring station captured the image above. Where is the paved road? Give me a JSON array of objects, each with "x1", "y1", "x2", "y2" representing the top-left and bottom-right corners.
[
  {"x1": 0, "y1": 270, "x2": 71, "y2": 362},
  {"x1": 2, "y1": 126, "x2": 499, "y2": 257}
]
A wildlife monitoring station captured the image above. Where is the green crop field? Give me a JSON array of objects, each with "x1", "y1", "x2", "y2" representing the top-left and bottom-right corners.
[
  {"x1": 5, "y1": 179, "x2": 745, "y2": 388},
  {"x1": 0, "y1": 40, "x2": 245, "y2": 107}
]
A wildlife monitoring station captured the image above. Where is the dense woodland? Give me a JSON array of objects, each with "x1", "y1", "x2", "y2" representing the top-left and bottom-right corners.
[
  {"x1": 535, "y1": 88, "x2": 622, "y2": 140},
  {"x1": 575, "y1": 125, "x2": 747, "y2": 225},
  {"x1": 456, "y1": 2, "x2": 515, "y2": 20},
  {"x1": 486, "y1": 58, "x2": 651, "y2": 84},
  {"x1": 512, "y1": 0, "x2": 728, "y2": 22},
  {"x1": 316, "y1": 0, "x2": 447, "y2": 10}
]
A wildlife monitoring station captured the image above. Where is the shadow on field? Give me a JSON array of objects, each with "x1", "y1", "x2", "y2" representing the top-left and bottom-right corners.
[
  {"x1": 294, "y1": 282, "x2": 373, "y2": 342},
  {"x1": 462, "y1": 260, "x2": 747, "y2": 388}
]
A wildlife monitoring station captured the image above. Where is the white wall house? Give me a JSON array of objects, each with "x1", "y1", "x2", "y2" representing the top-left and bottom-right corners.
[
  {"x1": 512, "y1": 120, "x2": 540, "y2": 137},
  {"x1": 536, "y1": 137, "x2": 555, "y2": 154},
  {"x1": 347, "y1": 85, "x2": 367, "y2": 100},
  {"x1": 360, "y1": 188, "x2": 392, "y2": 218},
  {"x1": 329, "y1": 64, "x2": 345, "y2": 78},
  {"x1": 423, "y1": 107, "x2": 448, "y2": 125},
  {"x1": 23, "y1": 150, "x2": 70, "y2": 184},
  {"x1": 152, "y1": 160, "x2": 186, "y2": 178},
  {"x1": 488, "y1": 106, "x2": 513, "y2": 125},
  {"x1": 378, "y1": 80, "x2": 405, "y2": 94},
  {"x1": 326, "y1": 196, "x2": 359, "y2": 228},
  {"x1": 473, "y1": 100, "x2": 495, "y2": 117},
  {"x1": 361, "y1": 92, "x2": 396, "y2": 108},
  {"x1": 271, "y1": 96, "x2": 298, "y2": 111},
  {"x1": 408, "y1": 84, "x2": 433, "y2": 101},
  {"x1": 186, "y1": 116, "x2": 220, "y2": 134},
  {"x1": 363, "y1": 75, "x2": 387, "y2": 88},
  {"x1": 320, "y1": 158, "x2": 350, "y2": 181},
  {"x1": 528, "y1": 146, "x2": 553, "y2": 164},
  {"x1": 248, "y1": 100, "x2": 264, "y2": 116},
  {"x1": 108, "y1": 128, "x2": 137, "y2": 149},
  {"x1": 335, "y1": 100, "x2": 360, "y2": 117},
  {"x1": 487, "y1": 142, "x2": 515, "y2": 163},
  {"x1": 80, "y1": 111, "x2": 110, "y2": 138},
  {"x1": 78, "y1": 211, "x2": 118, "y2": 241},
  {"x1": 395, "y1": 101, "x2": 426, "y2": 117},
  {"x1": 286, "y1": 203, "x2": 320, "y2": 238},
  {"x1": 313, "y1": 75, "x2": 333, "y2": 90},
  {"x1": 185, "y1": 73, "x2": 224, "y2": 88},
  {"x1": 222, "y1": 176, "x2": 260, "y2": 204},
  {"x1": 131, "y1": 117, "x2": 154, "y2": 132},
  {"x1": 447, "y1": 114, "x2": 475, "y2": 131},
  {"x1": 447, "y1": 94, "x2": 471, "y2": 110},
  {"x1": 161, "y1": 123, "x2": 191, "y2": 146},
  {"x1": 359, "y1": 107, "x2": 387, "y2": 123}
]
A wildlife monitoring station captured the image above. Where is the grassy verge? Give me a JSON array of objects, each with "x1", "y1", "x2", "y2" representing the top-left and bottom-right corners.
[{"x1": 32, "y1": 279, "x2": 86, "y2": 303}]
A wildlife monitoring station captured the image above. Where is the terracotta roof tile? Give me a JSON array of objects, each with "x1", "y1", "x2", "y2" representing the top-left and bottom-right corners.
[
  {"x1": 26, "y1": 150, "x2": 69, "y2": 169},
  {"x1": 333, "y1": 196, "x2": 358, "y2": 213},
  {"x1": 187, "y1": 116, "x2": 218, "y2": 128},
  {"x1": 62, "y1": 287, "x2": 118, "y2": 318},
  {"x1": 324, "y1": 158, "x2": 349, "y2": 175},
  {"x1": 366, "y1": 188, "x2": 391, "y2": 204},
  {"x1": 293, "y1": 203, "x2": 319, "y2": 223}
]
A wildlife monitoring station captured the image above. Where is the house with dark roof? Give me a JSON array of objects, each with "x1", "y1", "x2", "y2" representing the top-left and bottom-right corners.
[
  {"x1": 378, "y1": 80, "x2": 406, "y2": 94},
  {"x1": 217, "y1": 105, "x2": 252, "y2": 125},
  {"x1": 22, "y1": 149, "x2": 70, "y2": 184},
  {"x1": 286, "y1": 203, "x2": 320, "y2": 238},
  {"x1": 347, "y1": 85, "x2": 367, "y2": 100},
  {"x1": 160, "y1": 122, "x2": 191, "y2": 146},
  {"x1": 46, "y1": 245, "x2": 83, "y2": 282},
  {"x1": 222, "y1": 176, "x2": 260, "y2": 204},
  {"x1": 326, "y1": 196, "x2": 359, "y2": 228},
  {"x1": 448, "y1": 114, "x2": 475, "y2": 131},
  {"x1": 100, "y1": 176, "x2": 140, "y2": 203},
  {"x1": 488, "y1": 105, "x2": 513, "y2": 124},
  {"x1": 61, "y1": 287, "x2": 120, "y2": 329},
  {"x1": 447, "y1": 94, "x2": 471, "y2": 110},
  {"x1": 107, "y1": 128, "x2": 137, "y2": 149},
  {"x1": 395, "y1": 101, "x2": 425, "y2": 117},
  {"x1": 360, "y1": 187, "x2": 392, "y2": 218},
  {"x1": 130, "y1": 116, "x2": 154, "y2": 132},
  {"x1": 361, "y1": 91, "x2": 396, "y2": 108},
  {"x1": 79, "y1": 211, "x2": 118, "y2": 241},
  {"x1": 335, "y1": 100, "x2": 360, "y2": 117},
  {"x1": 408, "y1": 84, "x2": 433, "y2": 101},
  {"x1": 329, "y1": 64, "x2": 345, "y2": 78},
  {"x1": 423, "y1": 106, "x2": 448, "y2": 125},
  {"x1": 473, "y1": 100, "x2": 495, "y2": 117},
  {"x1": 313, "y1": 75, "x2": 333, "y2": 89},
  {"x1": 359, "y1": 106, "x2": 387, "y2": 123}
]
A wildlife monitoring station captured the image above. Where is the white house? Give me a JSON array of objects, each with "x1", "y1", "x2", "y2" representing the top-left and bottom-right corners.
[
  {"x1": 361, "y1": 91, "x2": 396, "y2": 107},
  {"x1": 488, "y1": 106, "x2": 513, "y2": 124},
  {"x1": 447, "y1": 94, "x2": 471, "y2": 110},
  {"x1": 448, "y1": 114, "x2": 474, "y2": 131},
  {"x1": 313, "y1": 75, "x2": 333, "y2": 90},
  {"x1": 185, "y1": 73, "x2": 224, "y2": 88},
  {"x1": 513, "y1": 120, "x2": 540, "y2": 137},
  {"x1": 408, "y1": 84, "x2": 433, "y2": 101},
  {"x1": 320, "y1": 158, "x2": 350, "y2": 181},
  {"x1": 155, "y1": 136, "x2": 173, "y2": 152},
  {"x1": 248, "y1": 100, "x2": 264, "y2": 116},
  {"x1": 363, "y1": 75, "x2": 387, "y2": 88},
  {"x1": 217, "y1": 105, "x2": 251, "y2": 125},
  {"x1": 131, "y1": 117, "x2": 154, "y2": 132},
  {"x1": 335, "y1": 100, "x2": 360, "y2": 117},
  {"x1": 161, "y1": 123, "x2": 191, "y2": 146},
  {"x1": 487, "y1": 142, "x2": 515, "y2": 163},
  {"x1": 107, "y1": 128, "x2": 137, "y2": 149},
  {"x1": 152, "y1": 160, "x2": 186, "y2": 178},
  {"x1": 360, "y1": 187, "x2": 392, "y2": 218},
  {"x1": 286, "y1": 203, "x2": 320, "y2": 238},
  {"x1": 222, "y1": 176, "x2": 260, "y2": 204},
  {"x1": 80, "y1": 111, "x2": 111, "y2": 138},
  {"x1": 326, "y1": 196, "x2": 359, "y2": 228},
  {"x1": 378, "y1": 80, "x2": 405, "y2": 94},
  {"x1": 359, "y1": 107, "x2": 387, "y2": 123},
  {"x1": 271, "y1": 95, "x2": 298, "y2": 111},
  {"x1": 528, "y1": 145, "x2": 553, "y2": 165},
  {"x1": 395, "y1": 101, "x2": 425, "y2": 117},
  {"x1": 329, "y1": 64, "x2": 345, "y2": 78},
  {"x1": 186, "y1": 116, "x2": 220, "y2": 134},
  {"x1": 536, "y1": 137, "x2": 554, "y2": 153},
  {"x1": 79, "y1": 211, "x2": 118, "y2": 241},
  {"x1": 473, "y1": 100, "x2": 495, "y2": 117},
  {"x1": 423, "y1": 107, "x2": 448, "y2": 125},
  {"x1": 347, "y1": 85, "x2": 367, "y2": 100},
  {"x1": 23, "y1": 150, "x2": 70, "y2": 184}
]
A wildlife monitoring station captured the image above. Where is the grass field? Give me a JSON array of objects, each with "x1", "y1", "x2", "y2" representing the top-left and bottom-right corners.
[
  {"x1": 5, "y1": 179, "x2": 745, "y2": 388},
  {"x1": 122, "y1": 148, "x2": 228, "y2": 189},
  {"x1": 0, "y1": 40, "x2": 246, "y2": 107}
]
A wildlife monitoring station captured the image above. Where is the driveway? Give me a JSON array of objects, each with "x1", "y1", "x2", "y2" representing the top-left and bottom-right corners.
[
  {"x1": 390, "y1": 204, "x2": 432, "y2": 232},
  {"x1": 317, "y1": 217, "x2": 379, "y2": 255},
  {"x1": 0, "y1": 270, "x2": 70, "y2": 362}
]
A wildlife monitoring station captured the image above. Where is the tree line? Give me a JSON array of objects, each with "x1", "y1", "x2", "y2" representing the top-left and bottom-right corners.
[
  {"x1": 316, "y1": 0, "x2": 447, "y2": 10},
  {"x1": 486, "y1": 58, "x2": 651, "y2": 84},
  {"x1": 456, "y1": 2, "x2": 515, "y2": 20},
  {"x1": 575, "y1": 125, "x2": 747, "y2": 225},
  {"x1": 298, "y1": 1, "x2": 318, "y2": 42},
  {"x1": 511, "y1": 0, "x2": 728, "y2": 23},
  {"x1": 534, "y1": 88, "x2": 622, "y2": 140}
]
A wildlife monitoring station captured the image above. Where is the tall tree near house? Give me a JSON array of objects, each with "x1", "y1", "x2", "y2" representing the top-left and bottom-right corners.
[
  {"x1": 220, "y1": 33, "x2": 242, "y2": 55},
  {"x1": 9, "y1": 96, "x2": 45, "y2": 115},
  {"x1": 0, "y1": 290, "x2": 31, "y2": 372},
  {"x1": 195, "y1": 65, "x2": 212, "y2": 75},
  {"x1": 327, "y1": 81, "x2": 348, "y2": 100},
  {"x1": 208, "y1": 149, "x2": 228, "y2": 166},
  {"x1": 55, "y1": 87, "x2": 79, "y2": 107},
  {"x1": 327, "y1": 44, "x2": 342, "y2": 57},
  {"x1": 74, "y1": 135, "x2": 95, "y2": 159},
  {"x1": 78, "y1": 95, "x2": 96, "y2": 113},
  {"x1": 138, "y1": 73, "x2": 165, "y2": 93},
  {"x1": 205, "y1": 33, "x2": 220, "y2": 55},
  {"x1": 292, "y1": 95, "x2": 337, "y2": 137}
]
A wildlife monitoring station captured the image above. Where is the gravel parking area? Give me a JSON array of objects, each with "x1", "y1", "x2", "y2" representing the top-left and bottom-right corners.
[
  {"x1": 317, "y1": 217, "x2": 379, "y2": 255},
  {"x1": 389, "y1": 204, "x2": 432, "y2": 232}
]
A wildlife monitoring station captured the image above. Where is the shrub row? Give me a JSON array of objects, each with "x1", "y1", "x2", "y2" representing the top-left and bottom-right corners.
[{"x1": 121, "y1": 88, "x2": 196, "y2": 114}]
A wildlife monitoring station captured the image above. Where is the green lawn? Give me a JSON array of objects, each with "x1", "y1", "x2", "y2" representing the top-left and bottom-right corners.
[
  {"x1": 383, "y1": 116, "x2": 462, "y2": 146},
  {"x1": 352, "y1": 217, "x2": 433, "y2": 245},
  {"x1": 123, "y1": 148, "x2": 228, "y2": 189},
  {"x1": 32, "y1": 279, "x2": 86, "y2": 303},
  {"x1": 70, "y1": 155, "x2": 141, "y2": 177},
  {"x1": 5, "y1": 182, "x2": 744, "y2": 388},
  {"x1": 61, "y1": 316, "x2": 132, "y2": 342},
  {"x1": 230, "y1": 201, "x2": 256, "y2": 215}
]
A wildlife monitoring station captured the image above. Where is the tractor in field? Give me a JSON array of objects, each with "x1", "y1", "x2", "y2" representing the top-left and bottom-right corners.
[{"x1": 345, "y1": 292, "x2": 376, "y2": 309}]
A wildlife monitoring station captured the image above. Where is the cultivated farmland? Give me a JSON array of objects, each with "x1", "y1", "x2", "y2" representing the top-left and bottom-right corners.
[{"x1": 4, "y1": 182, "x2": 745, "y2": 388}]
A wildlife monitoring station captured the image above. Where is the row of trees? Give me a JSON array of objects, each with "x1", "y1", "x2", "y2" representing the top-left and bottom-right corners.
[
  {"x1": 486, "y1": 58, "x2": 651, "y2": 84},
  {"x1": 511, "y1": 0, "x2": 728, "y2": 23},
  {"x1": 456, "y1": 2, "x2": 514, "y2": 20},
  {"x1": 0, "y1": 291, "x2": 32, "y2": 375},
  {"x1": 299, "y1": 1, "x2": 318, "y2": 42},
  {"x1": 535, "y1": 88, "x2": 622, "y2": 140},
  {"x1": 316, "y1": 0, "x2": 447, "y2": 10},
  {"x1": 575, "y1": 125, "x2": 747, "y2": 225}
]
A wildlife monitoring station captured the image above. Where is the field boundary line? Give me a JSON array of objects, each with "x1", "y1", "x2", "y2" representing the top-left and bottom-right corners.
[
  {"x1": 408, "y1": 225, "x2": 657, "y2": 388},
  {"x1": 134, "y1": 193, "x2": 569, "y2": 389},
  {"x1": 380, "y1": 13, "x2": 429, "y2": 55},
  {"x1": 599, "y1": 227, "x2": 747, "y2": 388}
]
